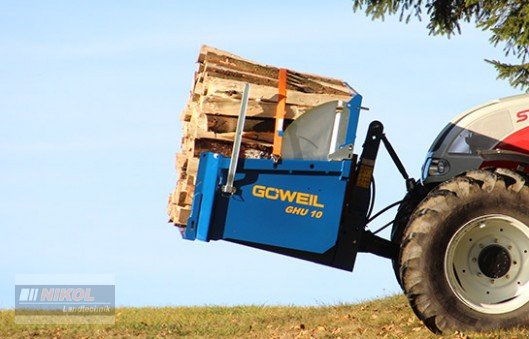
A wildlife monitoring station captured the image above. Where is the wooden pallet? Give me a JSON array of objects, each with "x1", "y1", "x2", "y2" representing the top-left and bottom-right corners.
[{"x1": 168, "y1": 45, "x2": 355, "y2": 227}]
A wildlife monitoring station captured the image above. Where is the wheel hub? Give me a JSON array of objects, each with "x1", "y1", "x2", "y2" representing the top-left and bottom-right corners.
[
  {"x1": 444, "y1": 214, "x2": 529, "y2": 314},
  {"x1": 478, "y1": 245, "x2": 511, "y2": 279}
]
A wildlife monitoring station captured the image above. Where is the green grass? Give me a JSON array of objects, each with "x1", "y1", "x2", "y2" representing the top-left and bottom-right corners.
[{"x1": 1, "y1": 295, "x2": 528, "y2": 338}]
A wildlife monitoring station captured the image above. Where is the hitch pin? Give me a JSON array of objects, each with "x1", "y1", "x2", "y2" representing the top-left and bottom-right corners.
[{"x1": 222, "y1": 83, "x2": 250, "y2": 194}]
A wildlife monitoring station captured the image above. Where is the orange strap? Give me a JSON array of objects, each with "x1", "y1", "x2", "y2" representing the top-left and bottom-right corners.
[{"x1": 272, "y1": 68, "x2": 287, "y2": 157}]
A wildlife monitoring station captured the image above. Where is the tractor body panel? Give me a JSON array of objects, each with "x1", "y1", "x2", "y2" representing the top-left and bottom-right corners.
[{"x1": 423, "y1": 93, "x2": 529, "y2": 184}]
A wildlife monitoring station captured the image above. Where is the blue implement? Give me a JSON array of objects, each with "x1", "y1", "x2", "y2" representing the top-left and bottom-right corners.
[
  {"x1": 180, "y1": 95, "x2": 376, "y2": 270},
  {"x1": 181, "y1": 95, "x2": 398, "y2": 271}
]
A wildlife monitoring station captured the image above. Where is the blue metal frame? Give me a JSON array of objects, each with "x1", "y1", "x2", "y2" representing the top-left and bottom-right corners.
[
  {"x1": 182, "y1": 95, "x2": 374, "y2": 270},
  {"x1": 185, "y1": 153, "x2": 353, "y2": 254}
]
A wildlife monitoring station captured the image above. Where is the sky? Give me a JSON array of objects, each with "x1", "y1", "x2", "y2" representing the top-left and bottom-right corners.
[{"x1": 0, "y1": 1, "x2": 521, "y2": 308}]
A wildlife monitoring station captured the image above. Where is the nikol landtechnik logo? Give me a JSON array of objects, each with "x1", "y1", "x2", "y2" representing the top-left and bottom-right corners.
[{"x1": 15, "y1": 275, "x2": 115, "y2": 324}]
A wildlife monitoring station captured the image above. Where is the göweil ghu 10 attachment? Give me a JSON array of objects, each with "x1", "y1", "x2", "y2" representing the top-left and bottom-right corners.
[
  {"x1": 184, "y1": 83, "x2": 404, "y2": 271},
  {"x1": 178, "y1": 65, "x2": 529, "y2": 333}
]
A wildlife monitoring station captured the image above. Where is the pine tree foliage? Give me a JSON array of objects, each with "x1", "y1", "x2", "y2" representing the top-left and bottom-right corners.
[{"x1": 352, "y1": 0, "x2": 529, "y2": 90}]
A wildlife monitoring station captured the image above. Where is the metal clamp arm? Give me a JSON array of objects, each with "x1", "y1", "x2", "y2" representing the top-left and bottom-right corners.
[{"x1": 222, "y1": 83, "x2": 250, "y2": 194}]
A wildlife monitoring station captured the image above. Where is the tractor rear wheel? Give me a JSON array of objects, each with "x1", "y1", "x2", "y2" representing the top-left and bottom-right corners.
[{"x1": 399, "y1": 169, "x2": 529, "y2": 333}]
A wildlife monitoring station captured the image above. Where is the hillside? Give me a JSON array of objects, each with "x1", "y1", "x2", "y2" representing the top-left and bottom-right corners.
[{"x1": 1, "y1": 295, "x2": 527, "y2": 338}]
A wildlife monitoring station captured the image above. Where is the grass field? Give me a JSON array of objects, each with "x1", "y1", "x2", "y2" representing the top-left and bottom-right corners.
[{"x1": 1, "y1": 295, "x2": 528, "y2": 338}]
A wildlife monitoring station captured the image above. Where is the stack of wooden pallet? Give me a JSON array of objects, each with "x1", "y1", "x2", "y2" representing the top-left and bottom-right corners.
[{"x1": 168, "y1": 45, "x2": 355, "y2": 226}]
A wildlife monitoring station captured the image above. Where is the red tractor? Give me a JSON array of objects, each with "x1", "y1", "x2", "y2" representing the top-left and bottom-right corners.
[{"x1": 393, "y1": 93, "x2": 529, "y2": 332}]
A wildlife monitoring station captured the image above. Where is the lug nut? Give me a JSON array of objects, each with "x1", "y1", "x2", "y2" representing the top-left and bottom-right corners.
[
  {"x1": 508, "y1": 246, "x2": 513, "y2": 250},
  {"x1": 477, "y1": 272, "x2": 482, "y2": 277},
  {"x1": 479, "y1": 243, "x2": 484, "y2": 249},
  {"x1": 472, "y1": 257, "x2": 477, "y2": 263},
  {"x1": 506, "y1": 275, "x2": 510, "y2": 279},
  {"x1": 494, "y1": 238, "x2": 499, "y2": 243},
  {"x1": 490, "y1": 279, "x2": 495, "y2": 284}
]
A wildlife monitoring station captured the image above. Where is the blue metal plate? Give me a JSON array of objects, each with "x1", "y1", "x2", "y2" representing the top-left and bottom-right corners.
[{"x1": 186, "y1": 153, "x2": 351, "y2": 254}]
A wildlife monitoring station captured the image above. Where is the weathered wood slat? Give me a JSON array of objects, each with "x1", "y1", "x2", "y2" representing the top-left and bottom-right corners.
[
  {"x1": 192, "y1": 138, "x2": 272, "y2": 158},
  {"x1": 205, "y1": 113, "x2": 293, "y2": 134},
  {"x1": 198, "y1": 45, "x2": 352, "y2": 89},
  {"x1": 195, "y1": 130, "x2": 275, "y2": 144},
  {"x1": 200, "y1": 95, "x2": 308, "y2": 120},
  {"x1": 172, "y1": 206, "x2": 191, "y2": 225},
  {"x1": 201, "y1": 76, "x2": 351, "y2": 109},
  {"x1": 203, "y1": 63, "x2": 351, "y2": 96},
  {"x1": 175, "y1": 153, "x2": 187, "y2": 171}
]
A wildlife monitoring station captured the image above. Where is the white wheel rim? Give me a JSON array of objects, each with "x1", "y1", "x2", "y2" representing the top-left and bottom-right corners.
[{"x1": 444, "y1": 214, "x2": 529, "y2": 314}]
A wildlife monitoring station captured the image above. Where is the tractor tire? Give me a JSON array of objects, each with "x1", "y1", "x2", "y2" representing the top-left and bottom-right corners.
[
  {"x1": 399, "y1": 169, "x2": 529, "y2": 333},
  {"x1": 391, "y1": 190, "x2": 426, "y2": 288}
]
